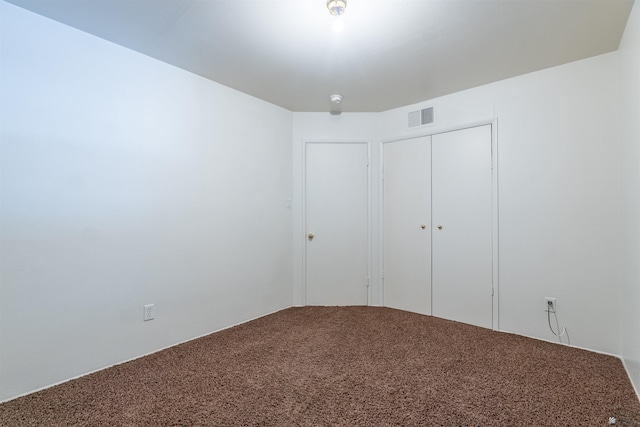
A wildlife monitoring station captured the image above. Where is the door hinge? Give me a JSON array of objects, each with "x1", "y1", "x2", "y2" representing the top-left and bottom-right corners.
[
  {"x1": 491, "y1": 287, "x2": 494, "y2": 296},
  {"x1": 366, "y1": 277, "x2": 370, "y2": 288}
]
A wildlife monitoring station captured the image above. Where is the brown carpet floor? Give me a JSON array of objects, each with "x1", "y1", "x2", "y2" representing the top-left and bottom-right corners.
[{"x1": 1, "y1": 306, "x2": 639, "y2": 426}]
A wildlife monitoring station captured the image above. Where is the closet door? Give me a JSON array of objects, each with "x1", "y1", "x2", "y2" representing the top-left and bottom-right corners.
[
  {"x1": 383, "y1": 137, "x2": 431, "y2": 314},
  {"x1": 432, "y1": 125, "x2": 492, "y2": 329}
]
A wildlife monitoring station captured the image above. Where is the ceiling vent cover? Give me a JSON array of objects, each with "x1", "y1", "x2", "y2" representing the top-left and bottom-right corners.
[{"x1": 408, "y1": 106, "x2": 434, "y2": 128}]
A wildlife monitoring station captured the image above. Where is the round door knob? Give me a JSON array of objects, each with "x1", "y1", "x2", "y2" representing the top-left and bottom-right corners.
[
  {"x1": 420, "y1": 224, "x2": 426, "y2": 229},
  {"x1": 308, "y1": 233, "x2": 314, "y2": 241},
  {"x1": 437, "y1": 225, "x2": 443, "y2": 230}
]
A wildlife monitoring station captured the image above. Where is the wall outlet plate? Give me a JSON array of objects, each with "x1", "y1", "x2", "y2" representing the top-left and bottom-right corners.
[
  {"x1": 545, "y1": 297, "x2": 556, "y2": 312},
  {"x1": 143, "y1": 304, "x2": 154, "y2": 321}
]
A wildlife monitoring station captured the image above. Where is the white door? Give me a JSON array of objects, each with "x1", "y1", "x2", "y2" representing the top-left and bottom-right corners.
[
  {"x1": 432, "y1": 125, "x2": 493, "y2": 329},
  {"x1": 305, "y1": 142, "x2": 369, "y2": 306},
  {"x1": 383, "y1": 137, "x2": 431, "y2": 314}
]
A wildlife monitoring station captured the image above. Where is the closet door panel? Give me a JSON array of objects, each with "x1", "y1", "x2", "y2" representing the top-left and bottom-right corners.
[
  {"x1": 432, "y1": 125, "x2": 492, "y2": 329},
  {"x1": 383, "y1": 137, "x2": 431, "y2": 315}
]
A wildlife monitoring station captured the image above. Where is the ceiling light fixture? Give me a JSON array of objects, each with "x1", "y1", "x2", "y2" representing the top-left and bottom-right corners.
[
  {"x1": 327, "y1": 0, "x2": 346, "y2": 32},
  {"x1": 330, "y1": 94, "x2": 343, "y2": 104},
  {"x1": 327, "y1": 0, "x2": 346, "y2": 17}
]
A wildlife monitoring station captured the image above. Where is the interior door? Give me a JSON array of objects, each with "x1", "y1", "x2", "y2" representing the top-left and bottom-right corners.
[
  {"x1": 432, "y1": 125, "x2": 493, "y2": 329},
  {"x1": 305, "y1": 142, "x2": 369, "y2": 306},
  {"x1": 383, "y1": 137, "x2": 431, "y2": 314}
]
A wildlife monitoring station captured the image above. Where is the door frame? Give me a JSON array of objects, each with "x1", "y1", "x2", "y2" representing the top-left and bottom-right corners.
[
  {"x1": 302, "y1": 140, "x2": 373, "y2": 306},
  {"x1": 379, "y1": 119, "x2": 499, "y2": 330}
]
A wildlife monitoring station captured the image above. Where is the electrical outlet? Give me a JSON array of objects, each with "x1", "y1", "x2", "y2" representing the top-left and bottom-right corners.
[
  {"x1": 143, "y1": 304, "x2": 154, "y2": 321},
  {"x1": 545, "y1": 297, "x2": 556, "y2": 312}
]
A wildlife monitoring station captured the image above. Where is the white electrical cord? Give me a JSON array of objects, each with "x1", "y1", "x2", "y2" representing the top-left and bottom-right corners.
[{"x1": 546, "y1": 302, "x2": 570, "y2": 345}]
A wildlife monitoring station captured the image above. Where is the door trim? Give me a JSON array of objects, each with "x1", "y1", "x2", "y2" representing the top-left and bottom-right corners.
[
  {"x1": 302, "y1": 140, "x2": 372, "y2": 306},
  {"x1": 491, "y1": 119, "x2": 499, "y2": 331},
  {"x1": 380, "y1": 119, "x2": 499, "y2": 330}
]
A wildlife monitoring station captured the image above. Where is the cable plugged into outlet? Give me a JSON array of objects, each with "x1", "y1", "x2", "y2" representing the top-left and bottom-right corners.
[
  {"x1": 143, "y1": 304, "x2": 154, "y2": 321},
  {"x1": 544, "y1": 296, "x2": 569, "y2": 345},
  {"x1": 545, "y1": 297, "x2": 556, "y2": 313}
]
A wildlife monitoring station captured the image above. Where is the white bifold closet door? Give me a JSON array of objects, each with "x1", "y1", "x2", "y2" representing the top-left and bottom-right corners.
[
  {"x1": 382, "y1": 125, "x2": 493, "y2": 328},
  {"x1": 432, "y1": 125, "x2": 493, "y2": 329},
  {"x1": 383, "y1": 136, "x2": 431, "y2": 315},
  {"x1": 305, "y1": 142, "x2": 369, "y2": 306}
]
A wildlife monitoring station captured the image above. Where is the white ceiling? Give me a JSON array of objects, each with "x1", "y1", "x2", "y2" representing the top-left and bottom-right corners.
[{"x1": 6, "y1": 0, "x2": 634, "y2": 112}]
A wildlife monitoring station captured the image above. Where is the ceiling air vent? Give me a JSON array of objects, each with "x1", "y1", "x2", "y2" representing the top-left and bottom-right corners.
[{"x1": 408, "y1": 106, "x2": 434, "y2": 128}]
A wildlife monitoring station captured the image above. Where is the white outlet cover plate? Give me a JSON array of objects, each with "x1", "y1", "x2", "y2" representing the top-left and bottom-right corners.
[{"x1": 144, "y1": 304, "x2": 154, "y2": 321}]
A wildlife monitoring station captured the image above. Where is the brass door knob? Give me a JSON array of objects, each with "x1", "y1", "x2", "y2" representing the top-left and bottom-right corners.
[
  {"x1": 420, "y1": 224, "x2": 426, "y2": 229},
  {"x1": 308, "y1": 233, "x2": 314, "y2": 241},
  {"x1": 437, "y1": 225, "x2": 443, "y2": 230}
]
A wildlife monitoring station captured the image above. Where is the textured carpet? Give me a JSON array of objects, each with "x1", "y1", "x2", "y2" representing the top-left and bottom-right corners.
[{"x1": 1, "y1": 306, "x2": 639, "y2": 426}]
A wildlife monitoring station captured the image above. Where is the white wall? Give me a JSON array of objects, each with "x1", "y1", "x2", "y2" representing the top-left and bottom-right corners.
[
  {"x1": 379, "y1": 52, "x2": 622, "y2": 355},
  {"x1": 619, "y1": 0, "x2": 640, "y2": 397},
  {"x1": 291, "y1": 113, "x2": 381, "y2": 306},
  {"x1": 0, "y1": 2, "x2": 293, "y2": 402}
]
